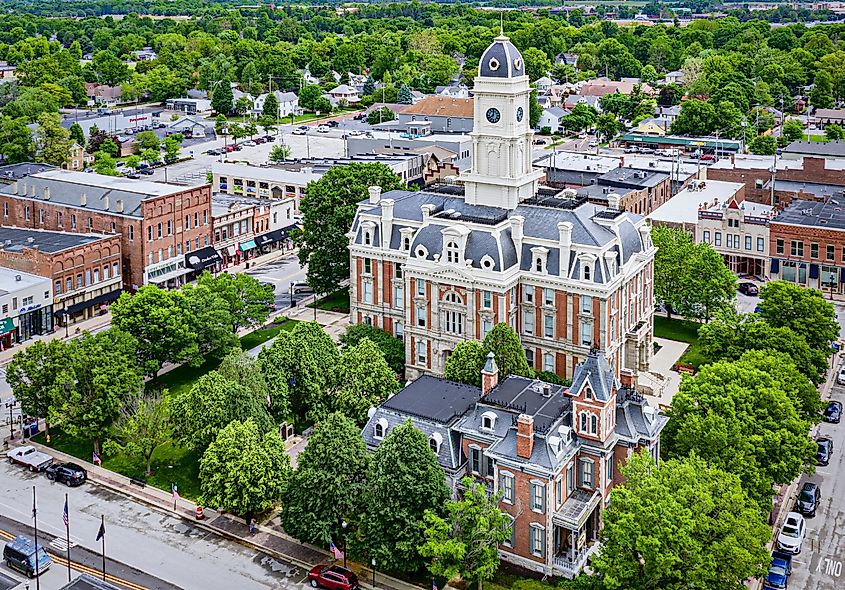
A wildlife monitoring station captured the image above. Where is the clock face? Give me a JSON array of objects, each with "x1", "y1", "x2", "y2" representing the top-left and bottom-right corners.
[
  {"x1": 516, "y1": 106, "x2": 524, "y2": 122},
  {"x1": 486, "y1": 108, "x2": 501, "y2": 124}
]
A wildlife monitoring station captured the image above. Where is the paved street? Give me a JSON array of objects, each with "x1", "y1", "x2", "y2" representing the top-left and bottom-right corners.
[
  {"x1": 244, "y1": 255, "x2": 308, "y2": 310},
  {"x1": 0, "y1": 461, "x2": 310, "y2": 590},
  {"x1": 787, "y1": 375, "x2": 845, "y2": 589}
]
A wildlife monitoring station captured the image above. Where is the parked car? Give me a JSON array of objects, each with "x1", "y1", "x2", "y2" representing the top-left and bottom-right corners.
[
  {"x1": 291, "y1": 282, "x2": 314, "y2": 294},
  {"x1": 836, "y1": 364, "x2": 845, "y2": 385},
  {"x1": 7, "y1": 445, "x2": 53, "y2": 472},
  {"x1": 701, "y1": 154, "x2": 715, "y2": 161},
  {"x1": 140, "y1": 168, "x2": 154, "y2": 176},
  {"x1": 125, "y1": 172, "x2": 141, "y2": 179},
  {"x1": 263, "y1": 135, "x2": 276, "y2": 141},
  {"x1": 316, "y1": 125, "x2": 330, "y2": 133},
  {"x1": 308, "y1": 565, "x2": 359, "y2": 590},
  {"x1": 776, "y1": 512, "x2": 806, "y2": 554},
  {"x1": 3, "y1": 535, "x2": 51, "y2": 578},
  {"x1": 771, "y1": 550, "x2": 793, "y2": 576},
  {"x1": 817, "y1": 436, "x2": 834, "y2": 466},
  {"x1": 327, "y1": 120, "x2": 339, "y2": 127},
  {"x1": 348, "y1": 129, "x2": 364, "y2": 137},
  {"x1": 242, "y1": 140, "x2": 257, "y2": 147},
  {"x1": 795, "y1": 481, "x2": 821, "y2": 517},
  {"x1": 232, "y1": 144, "x2": 243, "y2": 151},
  {"x1": 737, "y1": 282, "x2": 759, "y2": 296},
  {"x1": 292, "y1": 127, "x2": 307, "y2": 135},
  {"x1": 45, "y1": 462, "x2": 87, "y2": 487},
  {"x1": 254, "y1": 137, "x2": 265, "y2": 144},
  {"x1": 823, "y1": 400, "x2": 842, "y2": 423},
  {"x1": 225, "y1": 145, "x2": 235, "y2": 152},
  {"x1": 763, "y1": 560, "x2": 788, "y2": 589}
]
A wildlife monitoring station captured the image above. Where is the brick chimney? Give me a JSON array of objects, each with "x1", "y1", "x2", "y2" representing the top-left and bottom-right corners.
[
  {"x1": 516, "y1": 414, "x2": 534, "y2": 459},
  {"x1": 481, "y1": 351, "x2": 498, "y2": 396},
  {"x1": 620, "y1": 368, "x2": 636, "y2": 390}
]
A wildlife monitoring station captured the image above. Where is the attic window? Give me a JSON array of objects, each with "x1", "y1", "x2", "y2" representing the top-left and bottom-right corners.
[
  {"x1": 583, "y1": 264, "x2": 591, "y2": 281},
  {"x1": 415, "y1": 245, "x2": 428, "y2": 259},
  {"x1": 481, "y1": 411, "x2": 497, "y2": 431},
  {"x1": 429, "y1": 432, "x2": 443, "y2": 454},
  {"x1": 374, "y1": 418, "x2": 388, "y2": 440},
  {"x1": 364, "y1": 231, "x2": 372, "y2": 246},
  {"x1": 480, "y1": 255, "x2": 495, "y2": 270},
  {"x1": 488, "y1": 57, "x2": 500, "y2": 71},
  {"x1": 584, "y1": 387, "x2": 593, "y2": 401},
  {"x1": 446, "y1": 240, "x2": 460, "y2": 264},
  {"x1": 514, "y1": 58, "x2": 523, "y2": 70},
  {"x1": 403, "y1": 237, "x2": 411, "y2": 251}
]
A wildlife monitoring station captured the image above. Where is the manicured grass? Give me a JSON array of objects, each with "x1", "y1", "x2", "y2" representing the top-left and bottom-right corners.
[
  {"x1": 239, "y1": 318, "x2": 299, "y2": 351},
  {"x1": 33, "y1": 428, "x2": 203, "y2": 500},
  {"x1": 653, "y1": 316, "x2": 707, "y2": 368},
  {"x1": 307, "y1": 289, "x2": 350, "y2": 313},
  {"x1": 809, "y1": 135, "x2": 831, "y2": 142}
]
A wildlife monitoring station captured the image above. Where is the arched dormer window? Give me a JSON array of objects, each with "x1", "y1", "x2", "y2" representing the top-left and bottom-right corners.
[
  {"x1": 535, "y1": 258, "x2": 543, "y2": 272},
  {"x1": 481, "y1": 411, "x2": 497, "y2": 431},
  {"x1": 373, "y1": 417, "x2": 388, "y2": 440},
  {"x1": 443, "y1": 291, "x2": 462, "y2": 305},
  {"x1": 583, "y1": 264, "x2": 591, "y2": 281},
  {"x1": 429, "y1": 432, "x2": 443, "y2": 454},
  {"x1": 446, "y1": 240, "x2": 460, "y2": 264},
  {"x1": 584, "y1": 387, "x2": 593, "y2": 401},
  {"x1": 403, "y1": 237, "x2": 411, "y2": 251},
  {"x1": 364, "y1": 231, "x2": 372, "y2": 246}
]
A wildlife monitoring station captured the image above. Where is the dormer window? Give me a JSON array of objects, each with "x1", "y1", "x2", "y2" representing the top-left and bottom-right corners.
[
  {"x1": 429, "y1": 432, "x2": 443, "y2": 454},
  {"x1": 364, "y1": 231, "x2": 372, "y2": 246},
  {"x1": 403, "y1": 237, "x2": 411, "y2": 251},
  {"x1": 373, "y1": 418, "x2": 388, "y2": 440},
  {"x1": 584, "y1": 387, "x2": 592, "y2": 401},
  {"x1": 481, "y1": 411, "x2": 497, "y2": 431},
  {"x1": 531, "y1": 246, "x2": 549, "y2": 275},
  {"x1": 446, "y1": 240, "x2": 460, "y2": 264},
  {"x1": 583, "y1": 264, "x2": 591, "y2": 281}
]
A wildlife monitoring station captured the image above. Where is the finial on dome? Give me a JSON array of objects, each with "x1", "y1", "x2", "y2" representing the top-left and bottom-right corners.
[{"x1": 500, "y1": 12, "x2": 504, "y2": 36}]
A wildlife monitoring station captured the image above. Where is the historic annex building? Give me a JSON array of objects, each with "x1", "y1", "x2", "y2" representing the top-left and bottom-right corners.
[{"x1": 348, "y1": 35, "x2": 657, "y2": 381}]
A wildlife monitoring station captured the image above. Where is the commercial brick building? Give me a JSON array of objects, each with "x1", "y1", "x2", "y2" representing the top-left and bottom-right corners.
[
  {"x1": 0, "y1": 227, "x2": 123, "y2": 325},
  {"x1": 363, "y1": 351, "x2": 666, "y2": 578},
  {"x1": 0, "y1": 267, "x2": 52, "y2": 349},
  {"x1": 0, "y1": 170, "x2": 212, "y2": 290}
]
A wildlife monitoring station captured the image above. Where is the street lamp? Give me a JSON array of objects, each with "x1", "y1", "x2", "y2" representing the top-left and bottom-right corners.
[
  {"x1": 6, "y1": 399, "x2": 18, "y2": 440},
  {"x1": 341, "y1": 521, "x2": 348, "y2": 568},
  {"x1": 371, "y1": 559, "x2": 376, "y2": 590}
]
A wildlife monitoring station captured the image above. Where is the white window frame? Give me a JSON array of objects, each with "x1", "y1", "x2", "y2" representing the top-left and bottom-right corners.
[
  {"x1": 531, "y1": 480, "x2": 546, "y2": 513},
  {"x1": 530, "y1": 524, "x2": 546, "y2": 557},
  {"x1": 500, "y1": 471, "x2": 515, "y2": 504}
]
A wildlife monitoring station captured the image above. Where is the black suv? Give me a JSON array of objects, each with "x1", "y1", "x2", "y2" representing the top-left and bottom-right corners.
[
  {"x1": 795, "y1": 482, "x2": 821, "y2": 517},
  {"x1": 824, "y1": 401, "x2": 842, "y2": 423},
  {"x1": 45, "y1": 462, "x2": 87, "y2": 487},
  {"x1": 817, "y1": 437, "x2": 834, "y2": 466}
]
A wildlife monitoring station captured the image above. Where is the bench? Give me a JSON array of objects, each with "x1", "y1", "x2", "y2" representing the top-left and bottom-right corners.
[{"x1": 129, "y1": 476, "x2": 147, "y2": 488}]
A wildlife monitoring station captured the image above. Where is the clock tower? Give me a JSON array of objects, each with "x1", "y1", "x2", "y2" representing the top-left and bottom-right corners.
[{"x1": 462, "y1": 35, "x2": 544, "y2": 210}]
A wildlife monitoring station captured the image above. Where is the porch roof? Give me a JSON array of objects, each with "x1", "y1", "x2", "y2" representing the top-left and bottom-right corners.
[{"x1": 553, "y1": 489, "x2": 602, "y2": 530}]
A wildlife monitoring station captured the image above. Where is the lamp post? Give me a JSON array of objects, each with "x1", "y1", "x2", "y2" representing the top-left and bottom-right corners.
[
  {"x1": 6, "y1": 399, "x2": 17, "y2": 440},
  {"x1": 341, "y1": 521, "x2": 348, "y2": 568},
  {"x1": 371, "y1": 559, "x2": 376, "y2": 590}
]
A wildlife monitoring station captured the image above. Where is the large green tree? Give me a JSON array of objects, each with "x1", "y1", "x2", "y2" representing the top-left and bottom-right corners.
[
  {"x1": 104, "y1": 391, "x2": 172, "y2": 476},
  {"x1": 280, "y1": 413, "x2": 369, "y2": 547},
  {"x1": 170, "y1": 370, "x2": 274, "y2": 452},
  {"x1": 5, "y1": 339, "x2": 75, "y2": 441},
  {"x1": 358, "y1": 420, "x2": 450, "y2": 573},
  {"x1": 331, "y1": 338, "x2": 400, "y2": 426},
  {"x1": 180, "y1": 282, "x2": 240, "y2": 356},
  {"x1": 295, "y1": 163, "x2": 404, "y2": 295},
  {"x1": 663, "y1": 354, "x2": 817, "y2": 507},
  {"x1": 669, "y1": 98, "x2": 716, "y2": 135},
  {"x1": 111, "y1": 285, "x2": 199, "y2": 377},
  {"x1": 262, "y1": 92, "x2": 279, "y2": 119},
  {"x1": 482, "y1": 323, "x2": 532, "y2": 379},
  {"x1": 58, "y1": 329, "x2": 143, "y2": 455},
  {"x1": 196, "y1": 271, "x2": 273, "y2": 333},
  {"x1": 339, "y1": 323, "x2": 405, "y2": 375},
  {"x1": 0, "y1": 115, "x2": 36, "y2": 163},
  {"x1": 35, "y1": 112, "x2": 72, "y2": 166},
  {"x1": 211, "y1": 78, "x2": 234, "y2": 115},
  {"x1": 444, "y1": 340, "x2": 487, "y2": 388},
  {"x1": 591, "y1": 452, "x2": 770, "y2": 590},
  {"x1": 199, "y1": 419, "x2": 291, "y2": 517},
  {"x1": 419, "y1": 477, "x2": 511, "y2": 590},
  {"x1": 757, "y1": 280, "x2": 839, "y2": 352}
]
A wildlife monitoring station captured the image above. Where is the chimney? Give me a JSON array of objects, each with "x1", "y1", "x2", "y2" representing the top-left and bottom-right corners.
[
  {"x1": 103, "y1": 195, "x2": 110, "y2": 210},
  {"x1": 368, "y1": 185, "x2": 382, "y2": 205},
  {"x1": 607, "y1": 192, "x2": 621, "y2": 210},
  {"x1": 80, "y1": 192, "x2": 87, "y2": 207},
  {"x1": 620, "y1": 368, "x2": 636, "y2": 390},
  {"x1": 421, "y1": 203, "x2": 436, "y2": 222},
  {"x1": 115, "y1": 199, "x2": 124, "y2": 213},
  {"x1": 510, "y1": 215, "x2": 524, "y2": 261},
  {"x1": 381, "y1": 198, "x2": 395, "y2": 251},
  {"x1": 42, "y1": 187, "x2": 50, "y2": 200},
  {"x1": 481, "y1": 351, "x2": 499, "y2": 396},
  {"x1": 558, "y1": 221, "x2": 573, "y2": 277},
  {"x1": 516, "y1": 414, "x2": 534, "y2": 459}
]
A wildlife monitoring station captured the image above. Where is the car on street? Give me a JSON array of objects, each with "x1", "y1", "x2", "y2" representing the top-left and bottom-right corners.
[
  {"x1": 7, "y1": 445, "x2": 53, "y2": 472},
  {"x1": 817, "y1": 436, "x2": 834, "y2": 466},
  {"x1": 795, "y1": 481, "x2": 821, "y2": 517},
  {"x1": 45, "y1": 462, "x2": 87, "y2": 487},
  {"x1": 737, "y1": 282, "x2": 759, "y2": 296},
  {"x1": 125, "y1": 172, "x2": 141, "y2": 179},
  {"x1": 291, "y1": 281, "x2": 314, "y2": 294},
  {"x1": 308, "y1": 565, "x2": 359, "y2": 590},
  {"x1": 837, "y1": 365, "x2": 845, "y2": 385},
  {"x1": 292, "y1": 126, "x2": 308, "y2": 135},
  {"x1": 327, "y1": 120, "x2": 339, "y2": 127},
  {"x1": 3, "y1": 535, "x2": 51, "y2": 578},
  {"x1": 139, "y1": 168, "x2": 154, "y2": 175},
  {"x1": 776, "y1": 512, "x2": 806, "y2": 554},
  {"x1": 771, "y1": 550, "x2": 793, "y2": 576},
  {"x1": 823, "y1": 400, "x2": 842, "y2": 423},
  {"x1": 763, "y1": 559, "x2": 789, "y2": 589},
  {"x1": 225, "y1": 145, "x2": 235, "y2": 152},
  {"x1": 316, "y1": 125, "x2": 330, "y2": 133},
  {"x1": 348, "y1": 129, "x2": 364, "y2": 137},
  {"x1": 242, "y1": 140, "x2": 257, "y2": 147}
]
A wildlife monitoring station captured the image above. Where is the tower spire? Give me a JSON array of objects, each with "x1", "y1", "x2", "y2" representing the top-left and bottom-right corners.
[{"x1": 500, "y1": 12, "x2": 504, "y2": 36}]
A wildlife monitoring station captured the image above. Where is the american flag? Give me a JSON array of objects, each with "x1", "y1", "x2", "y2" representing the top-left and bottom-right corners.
[
  {"x1": 329, "y1": 541, "x2": 344, "y2": 561},
  {"x1": 63, "y1": 497, "x2": 68, "y2": 527},
  {"x1": 92, "y1": 451, "x2": 102, "y2": 466},
  {"x1": 432, "y1": 580, "x2": 438, "y2": 590},
  {"x1": 172, "y1": 483, "x2": 180, "y2": 501}
]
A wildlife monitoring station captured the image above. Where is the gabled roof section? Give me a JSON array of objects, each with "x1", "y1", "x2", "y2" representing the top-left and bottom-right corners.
[{"x1": 570, "y1": 350, "x2": 616, "y2": 401}]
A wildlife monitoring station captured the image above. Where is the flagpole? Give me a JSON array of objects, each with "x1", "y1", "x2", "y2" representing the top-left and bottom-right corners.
[
  {"x1": 100, "y1": 515, "x2": 106, "y2": 581},
  {"x1": 32, "y1": 486, "x2": 40, "y2": 590},
  {"x1": 65, "y1": 493, "x2": 71, "y2": 582}
]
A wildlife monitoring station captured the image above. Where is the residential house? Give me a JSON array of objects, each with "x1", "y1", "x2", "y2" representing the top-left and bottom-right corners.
[
  {"x1": 168, "y1": 117, "x2": 207, "y2": 138},
  {"x1": 0, "y1": 61, "x2": 16, "y2": 79},
  {"x1": 435, "y1": 84, "x2": 471, "y2": 99},
  {"x1": 538, "y1": 107, "x2": 569, "y2": 133},
  {"x1": 555, "y1": 52, "x2": 579, "y2": 67},
  {"x1": 63, "y1": 142, "x2": 93, "y2": 171},
  {"x1": 84, "y1": 83, "x2": 122, "y2": 106},
  {"x1": 397, "y1": 96, "x2": 474, "y2": 133},
  {"x1": 634, "y1": 117, "x2": 670, "y2": 136},
  {"x1": 812, "y1": 108, "x2": 845, "y2": 128},
  {"x1": 363, "y1": 351, "x2": 667, "y2": 578},
  {"x1": 253, "y1": 91, "x2": 300, "y2": 119},
  {"x1": 535, "y1": 77, "x2": 554, "y2": 94},
  {"x1": 662, "y1": 70, "x2": 685, "y2": 85},
  {"x1": 327, "y1": 84, "x2": 360, "y2": 105}
]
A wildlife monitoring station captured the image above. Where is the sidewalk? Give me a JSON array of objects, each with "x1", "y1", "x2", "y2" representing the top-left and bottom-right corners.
[
  {"x1": 0, "y1": 312, "x2": 113, "y2": 367},
  {"x1": 27, "y1": 440, "x2": 423, "y2": 590}
]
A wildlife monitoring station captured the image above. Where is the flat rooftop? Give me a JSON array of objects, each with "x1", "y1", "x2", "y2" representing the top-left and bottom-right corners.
[
  {"x1": 0, "y1": 227, "x2": 108, "y2": 253},
  {"x1": 381, "y1": 375, "x2": 483, "y2": 424},
  {"x1": 710, "y1": 154, "x2": 807, "y2": 171},
  {"x1": 784, "y1": 140, "x2": 845, "y2": 157},
  {"x1": 0, "y1": 266, "x2": 50, "y2": 296},
  {"x1": 597, "y1": 166, "x2": 670, "y2": 189},
  {"x1": 648, "y1": 180, "x2": 744, "y2": 225},
  {"x1": 773, "y1": 180, "x2": 845, "y2": 199},
  {"x1": 534, "y1": 153, "x2": 620, "y2": 174},
  {"x1": 211, "y1": 162, "x2": 322, "y2": 184},
  {"x1": 774, "y1": 198, "x2": 845, "y2": 230}
]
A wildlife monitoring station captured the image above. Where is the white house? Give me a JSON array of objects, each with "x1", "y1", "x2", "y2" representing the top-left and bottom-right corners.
[
  {"x1": 253, "y1": 91, "x2": 300, "y2": 118},
  {"x1": 435, "y1": 84, "x2": 470, "y2": 99},
  {"x1": 327, "y1": 84, "x2": 360, "y2": 105},
  {"x1": 537, "y1": 106, "x2": 569, "y2": 132},
  {"x1": 535, "y1": 76, "x2": 554, "y2": 94},
  {"x1": 169, "y1": 117, "x2": 207, "y2": 138}
]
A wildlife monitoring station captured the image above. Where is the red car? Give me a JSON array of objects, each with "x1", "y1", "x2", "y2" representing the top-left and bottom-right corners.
[{"x1": 308, "y1": 565, "x2": 359, "y2": 590}]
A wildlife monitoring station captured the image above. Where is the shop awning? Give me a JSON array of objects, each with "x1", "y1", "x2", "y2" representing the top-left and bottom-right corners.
[
  {"x1": 0, "y1": 317, "x2": 15, "y2": 336},
  {"x1": 185, "y1": 246, "x2": 223, "y2": 271},
  {"x1": 64, "y1": 289, "x2": 122, "y2": 316},
  {"x1": 149, "y1": 266, "x2": 192, "y2": 284},
  {"x1": 239, "y1": 239, "x2": 257, "y2": 252}
]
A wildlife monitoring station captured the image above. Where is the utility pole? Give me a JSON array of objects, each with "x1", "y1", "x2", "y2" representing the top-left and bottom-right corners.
[{"x1": 770, "y1": 148, "x2": 780, "y2": 207}]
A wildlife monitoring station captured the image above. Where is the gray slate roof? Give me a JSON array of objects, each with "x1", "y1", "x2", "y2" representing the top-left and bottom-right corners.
[
  {"x1": 784, "y1": 140, "x2": 845, "y2": 157},
  {"x1": 479, "y1": 36, "x2": 526, "y2": 79},
  {"x1": 569, "y1": 351, "x2": 616, "y2": 401},
  {"x1": 0, "y1": 227, "x2": 108, "y2": 253}
]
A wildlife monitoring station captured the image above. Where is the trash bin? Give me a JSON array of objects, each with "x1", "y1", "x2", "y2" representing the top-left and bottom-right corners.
[{"x1": 28, "y1": 422, "x2": 39, "y2": 437}]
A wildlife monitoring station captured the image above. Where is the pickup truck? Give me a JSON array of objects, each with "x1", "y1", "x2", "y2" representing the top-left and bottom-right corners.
[{"x1": 7, "y1": 446, "x2": 53, "y2": 472}]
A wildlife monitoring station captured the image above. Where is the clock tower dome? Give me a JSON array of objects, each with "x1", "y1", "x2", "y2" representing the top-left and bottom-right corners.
[{"x1": 462, "y1": 35, "x2": 544, "y2": 210}]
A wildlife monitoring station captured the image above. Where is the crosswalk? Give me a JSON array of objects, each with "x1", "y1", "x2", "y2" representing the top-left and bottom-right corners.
[{"x1": 49, "y1": 536, "x2": 80, "y2": 551}]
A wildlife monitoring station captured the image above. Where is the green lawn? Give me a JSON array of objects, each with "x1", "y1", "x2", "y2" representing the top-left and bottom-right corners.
[
  {"x1": 307, "y1": 289, "x2": 350, "y2": 314},
  {"x1": 809, "y1": 135, "x2": 831, "y2": 142},
  {"x1": 653, "y1": 316, "x2": 707, "y2": 368},
  {"x1": 33, "y1": 429, "x2": 203, "y2": 500},
  {"x1": 238, "y1": 318, "x2": 299, "y2": 351}
]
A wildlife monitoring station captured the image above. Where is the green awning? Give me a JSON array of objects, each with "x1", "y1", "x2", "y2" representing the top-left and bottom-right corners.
[
  {"x1": 0, "y1": 318, "x2": 15, "y2": 336},
  {"x1": 239, "y1": 239, "x2": 257, "y2": 252}
]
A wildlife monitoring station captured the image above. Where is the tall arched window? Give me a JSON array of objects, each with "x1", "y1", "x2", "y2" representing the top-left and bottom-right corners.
[
  {"x1": 446, "y1": 241, "x2": 460, "y2": 264},
  {"x1": 583, "y1": 264, "x2": 591, "y2": 281}
]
